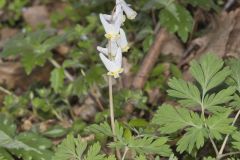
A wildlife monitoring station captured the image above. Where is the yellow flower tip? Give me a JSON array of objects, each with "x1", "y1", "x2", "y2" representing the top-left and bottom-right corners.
[
  {"x1": 121, "y1": 45, "x2": 130, "y2": 52},
  {"x1": 105, "y1": 33, "x2": 120, "y2": 40},
  {"x1": 107, "y1": 68, "x2": 124, "y2": 78},
  {"x1": 127, "y1": 12, "x2": 137, "y2": 20},
  {"x1": 122, "y1": 15, "x2": 126, "y2": 23}
]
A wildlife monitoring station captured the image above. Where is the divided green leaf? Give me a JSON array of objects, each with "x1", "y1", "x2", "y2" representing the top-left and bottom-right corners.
[
  {"x1": 177, "y1": 127, "x2": 207, "y2": 153},
  {"x1": 85, "y1": 121, "x2": 113, "y2": 137},
  {"x1": 203, "y1": 87, "x2": 236, "y2": 111},
  {"x1": 1, "y1": 29, "x2": 68, "y2": 74},
  {"x1": 228, "y1": 59, "x2": 240, "y2": 92},
  {"x1": 53, "y1": 134, "x2": 112, "y2": 160},
  {"x1": 50, "y1": 67, "x2": 65, "y2": 93},
  {"x1": 232, "y1": 131, "x2": 240, "y2": 150},
  {"x1": 159, "y1": 2, "x2": 193, "y2": 42},
  {"x1": 168, "y1": 78, "x2": 201, "y2": 107},
  {"x1": 0, "y1": 130, "x2": 39, "y2": 153},
  {"x1": 190, "y1": 54, "x2": 231, "y2": 93},
  {"x1": 206, "y1": 111, "x2": 235, "y2": 140},
  {"x1": 152, "y1": 104, "x2": 203, "y2": 134}
]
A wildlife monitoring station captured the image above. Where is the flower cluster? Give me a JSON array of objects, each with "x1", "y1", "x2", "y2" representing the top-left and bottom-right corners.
[{"x1": 97, "y1": 0, "x2": 137, "y2": 78}]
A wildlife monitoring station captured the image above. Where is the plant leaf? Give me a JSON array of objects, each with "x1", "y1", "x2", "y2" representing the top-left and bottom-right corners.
[
  {"x1": 177, "y1": 127, "x2": 207, "y2": 153},
  {"x1": 158, "y1": 1, "x2": 193, "y2": 42},
  {"x1": 167, "y1": 78, "x2": 201, "y2": 107},
  {"x1": 204, "y1": 87, "x2": 236, "y2": 111},
  {"x1": 53, "y1": 134, "x2": 108, "y2": 160},
  {"x1": 231, "y1": 131, "x2": 240, "y2": 150},
  {"x1": 228, "y1": 59, "x2": 240, "y2": 93},
  {"x1": 190, "y1": 54, "x2": 231, "y2": 93},
  {"x1": 53, "y1": 134, "x2": 86, "y2": 160},
  {"x1": 50, "y1": 67, "x2": 65, "y2": 92},
  {"x1": 206, "y1": 110, "x2": 235, "y2": 140},
  {"x1": 85, "y1": 121, "x2": 113, "y2": 137},
  {"x1": 0, "y1": 130, "x2": 39, "y2": 153},
  {"x1": 128, "y1": 136, "x2": 171, "y2": 156},
  {"x1": 84, "y1": 142, "x2": 105, "y2": 160},
  {"x1": 152, "y1": 104, "x2": 203, "y2": 134}
]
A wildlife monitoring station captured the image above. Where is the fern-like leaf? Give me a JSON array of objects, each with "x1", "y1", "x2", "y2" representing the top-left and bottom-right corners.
[
  {"x1": 167, "y1": 78, "x2": 201, "y2": 107},
  {"x1": 206, "y1": 110, "x2": 235, "y2": 140},
  {"x1": 85, "y1": 121, "x2": 113, "y2": 137},
  {"x1": 177, "y1": 127, "x2": 207, "y2": 153},
  {"x1": 152, "y1": 104, "x2": 203, "y2": 134},
  {"x1": 0, "y1": 130, "x2": 39, "y2": 153},
  {"x1": 190, "y1": 54, "x2": 231, "y2": 93},
  {"x1": 53, "y1": 134, "x2": 112, "y2": 160}
]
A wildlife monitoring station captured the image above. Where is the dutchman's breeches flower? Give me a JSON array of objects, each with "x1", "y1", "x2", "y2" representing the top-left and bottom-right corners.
[
  {"x1": 100, "y1": 13, "x2": 121, "y2": 40},
  {"x1": 99, "y1": 48, "x2": 123, "y2": 78},
  {"x1": 98, "y1": 0, "x2": 136, "y2": 78},
  {"x1": 97, "y1": 40, "x2": 118, "y2": 57},
  {"x1": 117, "y1": 28, "x2": 129, "y2": 52},
  {"x1": 116, "y1": 0, "x2": 137, "y2": 20},
  {"x1": 102, "y1": 5, "x2": 126, "y2": 24}
]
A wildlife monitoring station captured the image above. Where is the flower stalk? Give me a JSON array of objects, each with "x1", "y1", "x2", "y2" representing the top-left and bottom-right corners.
[{"x1": 97, "y1": 0, "x2": 137, "y2": 159}]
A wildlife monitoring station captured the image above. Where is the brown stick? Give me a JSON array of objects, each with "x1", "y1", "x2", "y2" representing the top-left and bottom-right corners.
[
  {"x1": 123, "y1": 28, "x2": 170, "y2": 116},
  {"x1": 132, "y1": 28, "x2": 169, "y2": 89}
]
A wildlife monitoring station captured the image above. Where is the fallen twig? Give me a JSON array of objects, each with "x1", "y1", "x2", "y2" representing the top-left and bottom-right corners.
[{"x1": 132, "y1": 28, "x2": 169, "y2": 89}]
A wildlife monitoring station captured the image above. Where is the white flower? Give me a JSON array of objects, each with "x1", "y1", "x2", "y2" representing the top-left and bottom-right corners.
[
  {"x1": 99, "y1": 48, "x2": 123, "y2": 78},
  {"x1": 100, "y1": 13, "x2": 121, "y2": 40},
  {"x1": 116, "y1": 0, "x2": 137, "y2": 20},
  {"x1": 97, "y1": 46, "x2": 108, "y2": 56},
  {"x1": 97, "y1": 41, "x2": 118, "y2": 57},
  {"x1": 117, "y1": 28, "x2": 129, "y2": 52},
  {"x1": 102, "y1": 5, "x2": 126, "y2": 24}
]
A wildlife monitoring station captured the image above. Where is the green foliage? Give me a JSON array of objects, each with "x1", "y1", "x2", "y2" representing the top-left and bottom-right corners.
[
  {"x1": 190, "y1": 54, "x2": 231, "y2": 93},
  {"x1": 109, "y1": 122, "x2": 171, "y2": 157},
  {"x1": 152, "y1": 104, "x2": 203, "y2": 134},
  {"x1": 158, "y1": 1, "x2": 193, "y2": 42},
  {"x1": 0, "y1": 0, "x2": 6, "y2": 8},
  {"x1": 168, "y1": 78, "x2": 201, "y2": 107},
  {"x1": 86, "y1": 121, "x2": 113, "y2": 137},
  {"x1": 232, "y1": 131, "x2": 240, "y2": 150},
  {"x1": 0, "y1": 114, "x2": 53, "y2": 160},
  {"x1": 0, "y1": 130, "x2": 39, "y2": 153},
  {"x1": 144, "y1": 0, "x2": 195, "y2": 42},
  {"x1": 114, "y1": 89, "x2": 147, "y2": 110},
  {"x1": 168, "y1": 54, "x2": 235, "y2": 113},
  {"x1": 203, "y1": 87, "x2": 236, "y2": 112},
  {"x1": 50, "y1": 67, "x2": 65, "y2": 93},
  {"x1": 206, "y1": 110, "x2": 234, "y2": 140},
  {"x1": 53, "y1": 134, "x2": 114, "y2": 160},
  {"x1": 228, "y1": 59, "x2": 240, "y2": 92},
  {"x1": 152, "y1": 104, "x2": 207, "y2": 153},
  {"x1": 177, "y1": 127, "x2": 207, "y2": 153},
  {"x1": 43, "y1": 125, "x2": 68, "y2": 138},
  {"x1": 1, "y1": 29, "x2": 69, "y2": 74},
  {"x1": 154, "y1": 53, "x2": 238, "y2": 155},
  {"x1": 135, "y1": 155, "x2": 147, "y2": 160},
  {"x1": 11, "y1": 133, "x2": 53, "y2": 160},
  {"x1": 129, "y1": 118, "x2": 148, "y2": 128}
]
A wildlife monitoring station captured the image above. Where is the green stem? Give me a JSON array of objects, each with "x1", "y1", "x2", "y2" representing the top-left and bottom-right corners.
[
  {"x1": 201, "y1": 90, "x2": 219, "y2": 156},
  {"x1": 121, "y1": 147, "x2": 129, "y2": 160},
  {"x1": 109, "y1": 76, "x2": 116, "y2": 135},
  {"x1": 107, "y1": 28, "x2": 121, "y2": 159},
  {"x1": 48, "y1": 58, "x2": 74, "y2": 82},
  {"x1": 0, "y1": 86, "x2": 13, "y2": 96},
  {"x1": 217, "y1": 109, "x2": 240, "y2": 159},
  {"x1": 52, "y1": 109, "x2": 64, "y2": 121},
  {"x1": 218, "y1": 151, "x2": 240, "y2": 159},
  {"x1": 109, "y1": 76, "x2": 121, "y2": 160}
]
